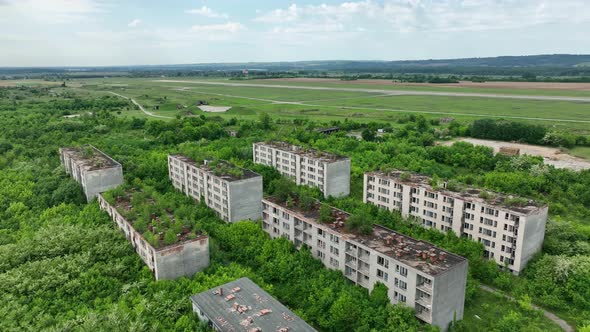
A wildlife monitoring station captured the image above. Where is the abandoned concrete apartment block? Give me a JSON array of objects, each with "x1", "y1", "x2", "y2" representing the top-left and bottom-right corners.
[
  {"x1": 261, "y1": 198, "x2": 467, "y2": 331},
  {"x1": 168, "y1": 154, "x2": 263, "y2": 222},
  {"x1": 59, "y1": 146, "x2": 124, "y2": 201},
  {"x1": 97, "y1": 194, "x2": 210, "y2": 280},
  {"x1": 253, "y1": 141, "x2": 351, "y2": 198},
  {"x1": 190, "y1": 277, "x2": 317, "y2": 332},
  {"x1": 363, "y1": 170, "x2": 548, "y2": 274}
]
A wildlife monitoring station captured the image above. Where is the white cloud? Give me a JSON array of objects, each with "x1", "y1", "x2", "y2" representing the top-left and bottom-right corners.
[
  {"x1": 0, "y1": 0, "x2": 106, "y2": 23},
  {"x1": 191, "y1": 22, "x2": 244, "y2": 33},
  {"x1": 254, "y1": 0, "x2": 590, "y2": 34},
  {"x1": 127, "y1": 19, "x2": 141, "y2": 27},
  {"x1": 186, "y1": 5, "x2": 228, "y2": 19}
]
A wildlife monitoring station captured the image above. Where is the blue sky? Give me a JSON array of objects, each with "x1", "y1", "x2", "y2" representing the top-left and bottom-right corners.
[{"x1": 1, "y1": 0, "x2": 589, "y2": 66}]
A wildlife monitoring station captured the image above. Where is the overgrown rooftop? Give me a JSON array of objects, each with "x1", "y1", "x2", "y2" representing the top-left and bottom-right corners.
[
  {"x1": 170, "y1": 154, "x2": 260, "y2": 181},
  {"x1": 264, "y1": 196, "x2": 465, "y2": 276},
  {"x1": 61, "y1": 145, "x2": 120, "y2": 171},
  {"x1": 368, "y1": 169, "x2": 546, "y2": 215},
  {"x1": 256, "y1": 141, "x2": 349, "y2": 162},
  {"x1": 103, "y1": 184, "x2": 204, "y2": 249}
]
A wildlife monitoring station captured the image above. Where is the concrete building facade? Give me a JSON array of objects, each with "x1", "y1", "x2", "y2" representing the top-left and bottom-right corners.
[
  {"x1": 168, "y1": 154, "x2": 263, "y2": 223},
  {"x1": 98, "y1": 194, "x2": 210, "y2": 280},
  {"x1": 190, "y1": 277, "x2": 318, "y2": 332},
  {"x1": 261, "y1": 197, "x2": 468, "y2": 331},
  {"x1": 59, "y1": 146, "x2": 124, "y2": 201},
  {"x1": 253, "y1": 141, "x2": 351, "y2": 198},
  {"x1": 363, "y1": 170, "x2": 548, "y2": 274}
]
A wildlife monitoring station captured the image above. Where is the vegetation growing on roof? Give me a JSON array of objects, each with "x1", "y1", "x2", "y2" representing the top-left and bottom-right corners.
[{"x1": 102, "y1": 183, "x2": 204, "y2": 248}]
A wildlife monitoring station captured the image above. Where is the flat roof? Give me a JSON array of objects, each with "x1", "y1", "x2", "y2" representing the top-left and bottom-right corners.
[
  {"x1": 105, "y1": 187, "x2": 206, "y2": 250},
  {"x1": 170, "y1": 154, "x2": 261, "y2": 182},
  {"x1": 60, "y1": 146, "x2": 120, "y2": 171},
  {"x1": 264, "y1": 197, "x2": 466, "y2": 276},
  {"x1": 367, "y1": 170, "x2": 546, "y2": 215},
  {"x1": 255, "y1": 141, "x2": 349, "y2": 162},
  {"x1": 190, "y1": 277, "x2": 317, "y2": 332}
]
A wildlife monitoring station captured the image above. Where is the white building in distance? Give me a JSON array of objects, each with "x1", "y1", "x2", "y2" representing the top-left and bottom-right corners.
[
  {"x1": 363, "y1": 170, "x2": 548, "y2": 274},
  {"x1": 59, "y1": 146, "x2": 124, "y2": 201},
  {"x1": 168, "y1": 154, "x2": 263, "y2": 223},
  {"x1": 253, "y1": 141, "x2": 351, "y2": 198},
  {"x1": 261, "y1": 197, "x2": 468, "y2": 331}
]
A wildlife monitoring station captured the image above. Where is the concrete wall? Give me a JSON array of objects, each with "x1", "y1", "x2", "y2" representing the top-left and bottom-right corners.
[
  {"x1": 514, "y1": 206, "x2": 548, "y2": 273},
  {"x1": 97, "y1": 194, "x2": 210, "y2": 280},
  {"x1": 83, "y1": 166, "x2": 124, "y2": 201},
  {"x1": 169, "y1": 155, "x2": 262, "y2": 223},
  {"x1": 430, "y1": 260, "x2": 468, "y2": 330},
  {"x1": 325, "y1": 159, "x2": 351, "y2": 198},
  {"x1": 154, "y1": 237, "x2": 210, "y2": 280},
  {"x1": 228, "y1": 176, "x2": 263, "y2": 222}
]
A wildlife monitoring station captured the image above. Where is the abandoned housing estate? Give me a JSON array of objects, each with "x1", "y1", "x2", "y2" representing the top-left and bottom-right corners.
[
  {"x1": 253, "y1": 141, "x2": 351, "y2": 198},
  {"x1": 59, "y1": 145, "x2": 124, "y2": 201},
  {"x1": 261, "y1": 197, "x2": 468, "y2": 330},
  {"x1": 168, "y1": 154, "x2": 263, "y2": 223},
  {"x1": 363, "y1": 170, "x2": 548, "y2": 274}
]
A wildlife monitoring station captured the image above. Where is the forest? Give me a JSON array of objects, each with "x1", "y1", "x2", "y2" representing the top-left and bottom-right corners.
[{"x1": 0, "y1": 86, "x2": 589, "y2": 331}]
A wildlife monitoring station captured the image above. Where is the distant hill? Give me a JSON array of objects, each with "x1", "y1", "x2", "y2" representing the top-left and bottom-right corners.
[{"x1": 2, "y1": 54, "x2": 590, "y2": 77}]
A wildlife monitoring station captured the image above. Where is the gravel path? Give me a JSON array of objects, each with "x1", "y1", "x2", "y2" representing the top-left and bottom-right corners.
[
  {"x1": 479, "y1": 285, "x2": 573, "y2": 332},
  {"x1": 109, "y1": 92, "x2": 173, "y2": 119}
]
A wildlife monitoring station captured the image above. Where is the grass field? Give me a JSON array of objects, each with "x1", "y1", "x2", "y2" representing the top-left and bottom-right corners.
[
  {"x1": 460, "y1": 289, "x2": 562, "y2": 332},
  {"x1": 74, "y1": 77, "x2": 590, "y2": 134},
  {"x1": 569, "y1": 146, "x2": 590, "y2": 159},
  {"x1": 173, "y1": 77, "x2": 590, "y2": 97}
]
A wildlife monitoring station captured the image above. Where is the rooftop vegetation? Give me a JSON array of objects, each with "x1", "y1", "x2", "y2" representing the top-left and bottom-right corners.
[{"x1": 103, "y1": 183, "x2": 204, "y2": 248}]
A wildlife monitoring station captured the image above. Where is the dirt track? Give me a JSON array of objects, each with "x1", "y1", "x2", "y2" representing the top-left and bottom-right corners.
[
  {"x1": 266, "y1": 78, "x2": 590, "y2": 92},
  {"x1": 442, "y1": 138, "x2": 590, "y2": 171}
]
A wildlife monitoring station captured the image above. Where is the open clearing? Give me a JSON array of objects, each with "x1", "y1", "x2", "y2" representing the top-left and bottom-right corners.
[
  {"x1": 441, "y1": 138, "x2": 590, "y2": 171},
  {"x1": 266, "y1": 78, "x2": 590, "y2": 92},
  {"x1": 198, "y1": 105, "x2": 232, "y2": 112},
  {"x1": 76, "y1": 78, "x2": 590, "y2": 134},
  {"x1": 155, "y1": 80, "x2": 590, "y2": 102},
  {"x1": 0, "y1": 80, "x2": 61, "y2": 87}
]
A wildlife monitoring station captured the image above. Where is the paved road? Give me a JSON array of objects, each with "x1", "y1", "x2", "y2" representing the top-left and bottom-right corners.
[
  {"x1": 181, "y1": 89, "x2": 590, "y2": 125},
  {"x1": 155, "y1": 80, "x2": 590, "y2": 103},
  {"x1": 479, "y1": 285, "x2": 573, "y2": 332},
  {"x1": 109, "y1": 92, "x2": 173, "y2": 119}
]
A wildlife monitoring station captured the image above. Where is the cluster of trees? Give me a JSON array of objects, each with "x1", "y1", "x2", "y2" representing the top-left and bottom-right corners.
[
  {"x1": 468, "y1": 119, "x2": 589, "y2": 148},
  {"x1": 2, "y1": 86, "x2": 590, "y2": 330}
]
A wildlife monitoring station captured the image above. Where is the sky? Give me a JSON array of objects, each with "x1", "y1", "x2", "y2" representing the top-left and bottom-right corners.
[{"x1": 1, "y1": 0, "x2": 589, "y2": 67}]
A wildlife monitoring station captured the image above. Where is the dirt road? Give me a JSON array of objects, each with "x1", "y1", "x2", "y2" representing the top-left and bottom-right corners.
[
  {"x1": 155, "y1": 80, "x2": 590, "y2": 103},
  {"x1": 442, "y1": 138, "x2": 590, "y2": 171},
  {"x1": 109, "y1": 92, "x2": 173, "y2": 119},
  {"x1": 479, "y1": 285, "x2": 573, "y2": 332}
]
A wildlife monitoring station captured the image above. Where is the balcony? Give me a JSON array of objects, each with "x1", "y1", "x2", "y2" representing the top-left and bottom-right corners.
[
  {"x1": 358, "y1": 263, "x2": 370, "y2": 275},
  {"x1": 345, "y1": 248, "x2": 358, "y2": 256},
  {"x1": 358, "y1": 251, "x2": 370, "y2": 262},
  {"x1": 415, "y1": 309, "x2": 431, "y2": 323},
  {"x1": 415, "y1": 296, "x2": 432, "y2": 307},
  {"x1": 416, "y1": 283, "x2": 432, "y2": 294},
  {"x1": 357, "y1": 276, "x2": 370, "y2": 288}
]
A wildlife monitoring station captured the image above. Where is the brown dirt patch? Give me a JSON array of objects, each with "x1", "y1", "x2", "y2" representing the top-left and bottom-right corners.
[{"x1": 441, "y1": 138, "x2": 590, "y2": 171}]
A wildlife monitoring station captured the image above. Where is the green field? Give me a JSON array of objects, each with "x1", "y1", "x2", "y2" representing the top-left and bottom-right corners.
[
  {"x1": 75, "y1": 78, "x2": 590, "y2": 134},
  {"x1": 569, "y1": 146, "x2": 590, "y2": 159},
  {"x1": 458, "y1": 289, "x2": 562, "y2": 332}
]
